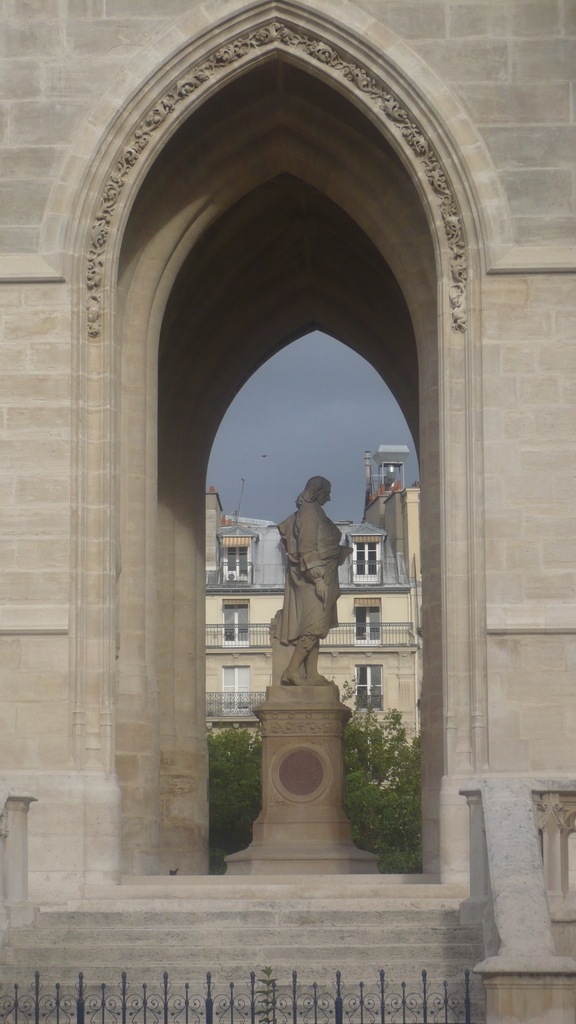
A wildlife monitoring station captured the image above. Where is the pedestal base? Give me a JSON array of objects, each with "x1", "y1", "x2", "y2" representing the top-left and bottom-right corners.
[
  {"x1": 479, "y1": 968, "x2": 576, "y2": 1024},
  {"x1": 226, "y1": 683, "x2": 379, "y2": 875},
  {"x1": 226, "y1": 841, "x2": 380, "y2": 874}
]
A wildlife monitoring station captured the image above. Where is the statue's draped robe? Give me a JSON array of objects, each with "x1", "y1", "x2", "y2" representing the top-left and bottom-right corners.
[{"x1": 277, "y1": 500, "x2": 343, "y2": 644}]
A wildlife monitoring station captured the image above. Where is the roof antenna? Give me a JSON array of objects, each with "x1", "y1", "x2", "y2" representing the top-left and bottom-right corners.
[{"x1": 233, "y1": 478, "x2": 245, "y2": 522}]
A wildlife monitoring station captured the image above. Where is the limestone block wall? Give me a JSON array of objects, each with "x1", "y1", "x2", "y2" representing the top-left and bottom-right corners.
[
  {"x1": 483, "y1": 273, "x2": 576, "y2": 773},
  {"x1": 0, "y1": 0, "x2": 574, "y2": 894},
  {"x1": 0, "y1": 1, "x2": 574, "y2": 259}
]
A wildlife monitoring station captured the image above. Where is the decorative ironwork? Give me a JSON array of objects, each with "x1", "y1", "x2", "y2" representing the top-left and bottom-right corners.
[
  {"x1": 206, "y1": 692, "x2": 266, "y2": 717},
  {"x1": 354, "y1": 694, "x2": 384, "y2": 712},
  {"x1": 350, "y1": 560, "x2": 384, "y2": 583},
  {"x1": 206, "y1": 624, "x2": 416, "y2": 649},
  {"x1": 0, "y1": 970, "x2": 479, "y2": 1024},
  {"x1": 332, "y1": 622, "x2": 414, "y2": 648}
]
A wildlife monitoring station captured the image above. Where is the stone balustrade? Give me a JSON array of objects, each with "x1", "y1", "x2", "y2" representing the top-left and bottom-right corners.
[
  {"x1": 460, "y1": 780, "x2": 576, "y2": 1024},
  {"x1": 533, "y1": 791, "x2": 576, "y2": 904}
]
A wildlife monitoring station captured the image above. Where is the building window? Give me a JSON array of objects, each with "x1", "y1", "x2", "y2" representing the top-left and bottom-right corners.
[
  {"x1": 353, "y1": 541, "x2": 379, "y2": 581},
  {"x1": 354, "y1": 606, "x2": 381, "y2": 644},
  {"x1": 223, "y1": 603, "x2": 249, "y2": 645},
  {"x1": 222, "y1": 666, "x2": 251, "y2": 692},
  {"x1": 355, "y1": 664, "x2": 383, "y2": 711},
  {"x1": 224, "y1": 545, "x2": 249, "y2": 580}
]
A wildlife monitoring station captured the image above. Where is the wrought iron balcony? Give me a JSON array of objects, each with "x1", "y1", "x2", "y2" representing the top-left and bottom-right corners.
[
  {"x1": 355, "y1": 692, "x2": 384, "y2": 711},
  {"x1": 206, "y1": 691, "x2": 266, "y2": 717},
  {"x1": 348, "y1": 558, "x2": 384, "y2": 582},
  {"x1": 206, "y1": 623, "x2": 272, "y2": 647},
  {"x1": 327, "y1": 622, "x2": 415, "y2": 647},
  {"x1": 206, "y1": 622, "x2": 415, "y2": 648}
]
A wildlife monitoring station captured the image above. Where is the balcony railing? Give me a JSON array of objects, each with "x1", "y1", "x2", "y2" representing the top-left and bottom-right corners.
[
  {"x1": 355, "y1": 692, "x2": 384, "y2": 711},
  {"x1": 328, "y1": 622, "x2": 414, "y2": 646},
  {"x1": 349, "y1": 558, "x2": 383, "y2": 582},
  {"x1": 206, "y1": 623, "x2": 272, "y2": 647},
  {"x1": 206, "y1": 691, "x2": 266, "y2": 717},
  {"x1": 205, "y1": 563, "x2": 255, "y2": 586},
  {"x1": 206, "y1": 622, "x2": 415, "y2": 648}
]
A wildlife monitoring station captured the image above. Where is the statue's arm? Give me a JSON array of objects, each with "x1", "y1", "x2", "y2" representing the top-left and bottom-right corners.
[{"x1": 295, "y1": 506, "x2": 324, "y2": 579}]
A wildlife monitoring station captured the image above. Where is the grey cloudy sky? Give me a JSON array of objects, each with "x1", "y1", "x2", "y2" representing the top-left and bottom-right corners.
[{"x1": 207, "y1": 331, "x2": 419, "y2": 525}]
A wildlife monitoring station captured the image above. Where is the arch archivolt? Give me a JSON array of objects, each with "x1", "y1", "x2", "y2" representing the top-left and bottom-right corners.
[
  {"x1": 86, "y1": 17, "x2": 467, "y2": 341},
  {"x1": 64, "y1": 0, "x2": 491, "y2": 878}
]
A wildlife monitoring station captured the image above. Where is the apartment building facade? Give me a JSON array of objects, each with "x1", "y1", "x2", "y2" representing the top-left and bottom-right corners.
[{"x1": 205, "y1": 454, "x2": 421, "y2": 731}]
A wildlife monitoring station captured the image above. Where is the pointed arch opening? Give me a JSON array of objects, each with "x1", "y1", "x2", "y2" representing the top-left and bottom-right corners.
[{"x1": 113, "y1": 50, "x2": 445, "y2": 876}]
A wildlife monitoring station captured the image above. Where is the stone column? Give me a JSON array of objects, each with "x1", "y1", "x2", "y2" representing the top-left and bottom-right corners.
[
  {"x1": 2, "y1": 795, "x2": 37, "y2": 927},
  {"x1": 226, "y1": 683, "x2": 378, "y2": 874}
]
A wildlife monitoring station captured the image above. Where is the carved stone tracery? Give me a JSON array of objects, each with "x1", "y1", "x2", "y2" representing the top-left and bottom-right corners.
[
  {"x1": 535, "y1": 792, "x2": 576, "y2": 837},
  {"x1": 86, "y1": 20, "x2": 467, "y2": 338},
  {"x1": 261, "y1": 709, "x2": 340, "y2": 737},
  {"x1": 534, "y1": 791, "x2": 576, "y2": 898}
]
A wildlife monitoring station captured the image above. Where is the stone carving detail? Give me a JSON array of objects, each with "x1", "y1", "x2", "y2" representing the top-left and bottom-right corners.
[
  {"x1": 534, "y1": 790, "x2": 576, "y2": 898},
  {"x1": 261, "y1": 710, "x2": 340, "y2": 737},
  {"x1": 535, "y1": 792, "x2": 576, "y2": 835},
  {"x1": 267, "y1": 788, "x2": 288, "y2": 807},
  {"x1": 87, "y1": 21, "x2": 467, "y2": 338}
]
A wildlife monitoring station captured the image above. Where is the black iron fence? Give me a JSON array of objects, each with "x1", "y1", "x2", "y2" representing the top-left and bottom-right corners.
[
  {"x1": 206, "y1": 624, "x2": 416, "y2": 649},
  {"x1": 0, "y1": 971, "x2": 479, "y2": 1024}
]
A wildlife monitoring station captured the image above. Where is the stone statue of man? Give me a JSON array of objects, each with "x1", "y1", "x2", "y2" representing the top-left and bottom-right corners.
[{"x1": 276, "y1": 476, "x2": 351, "y2": 686}]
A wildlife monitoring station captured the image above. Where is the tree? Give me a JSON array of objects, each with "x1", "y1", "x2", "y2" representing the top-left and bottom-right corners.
[
  {"x1": 207, "y1": 726, "x2": 262, "y2": 873},
  {"x1": 343, "y1": 700, "x2": 422, "y2": 873}
]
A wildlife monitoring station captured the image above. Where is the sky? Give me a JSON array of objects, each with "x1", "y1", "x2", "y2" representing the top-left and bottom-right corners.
[{"x1": 207, "y1": 331, "x2": 419, "y2": 525}]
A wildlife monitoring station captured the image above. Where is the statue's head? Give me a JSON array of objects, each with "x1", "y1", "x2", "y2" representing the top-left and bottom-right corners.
[{"x1": 297, "y1": 476, "x2": 331, "y2": 507}]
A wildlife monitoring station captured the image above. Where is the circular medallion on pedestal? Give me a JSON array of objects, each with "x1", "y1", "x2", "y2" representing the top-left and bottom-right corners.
[{"x1": 278, "y1": 747, "x2": 324, "y2": 797}]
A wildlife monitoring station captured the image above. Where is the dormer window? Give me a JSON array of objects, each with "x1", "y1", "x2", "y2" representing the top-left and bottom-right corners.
[
  {"x1": 353, "y1": 539, "x2": 379, "y2": 581},
  {"x1": 225, "y1": 545, "x2": 249, "y2": 580},
  {"x1": 219, "y1": 531, "x2": 255, "y2": 583}
]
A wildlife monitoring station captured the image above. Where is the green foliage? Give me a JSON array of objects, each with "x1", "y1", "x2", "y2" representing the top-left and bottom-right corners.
[
  {"x1": 207, "y1": 727, "x2": 262, "y2": 873},
  {"x1": 342, "y1": 685, "x2": 422, "y2": 873},
  {"x1": 255, "y1": 967, "x2": 277, "y2": 1024}
]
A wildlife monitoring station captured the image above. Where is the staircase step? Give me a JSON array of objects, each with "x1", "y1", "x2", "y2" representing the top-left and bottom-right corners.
[{"x1": 0, "y1": 880, "x2": 484, "y2": 1021}]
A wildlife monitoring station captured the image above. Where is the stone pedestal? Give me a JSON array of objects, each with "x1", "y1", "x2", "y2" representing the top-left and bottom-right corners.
[
  {"x1": 226, "y1": 684, "x2": 378, "y2": 874},
  {"x1": 478, "y1": 967, "x2": 576, "y2": 1024}
]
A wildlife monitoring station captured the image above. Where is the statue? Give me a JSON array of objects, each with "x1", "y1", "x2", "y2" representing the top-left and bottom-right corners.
[
  {"x1": 276, "y1": 476, "x2": 351, "y2": 686},
  {"x1": 226, "y1": 477, "x2": 378, "y2": 874}
]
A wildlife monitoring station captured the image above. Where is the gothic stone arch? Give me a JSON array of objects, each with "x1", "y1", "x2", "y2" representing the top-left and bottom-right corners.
[{"x1": 65, "y1": 2, "x2": 489, "y2": 879}]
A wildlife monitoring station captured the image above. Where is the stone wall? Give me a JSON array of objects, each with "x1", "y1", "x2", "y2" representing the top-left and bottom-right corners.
[
  {"x1": 1, "y1": 1, "x2": 574, "y2": 257},
  {"x1": 0, "y1": 0, "x2": 574, "y2": 894}
]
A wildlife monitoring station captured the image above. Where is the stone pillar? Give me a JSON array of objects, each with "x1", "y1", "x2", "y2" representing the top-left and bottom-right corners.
[
  {"x1": 2, "y1": 795, "x2": 37, "y2": 927},
  {"x1": 226, "y1": 683, "x2": 378, "y2": 874},
  {"x1": 460, "y1": 792, "x2": 492, "y2": 915}
]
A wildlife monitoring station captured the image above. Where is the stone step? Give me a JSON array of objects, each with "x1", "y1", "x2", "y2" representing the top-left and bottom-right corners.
[
  {"x1": 0, "y1": 881, "x2": 483, "y2": 1018},
  {"x1": 10, "y1": 924, "x2": 481, "y2": 946},
  {"x1": 2, "y1": 938, "x2": 482, "y2": 961},
  {"x1": 28, "y1": 905, "x2": 467, "y2": 926}
]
